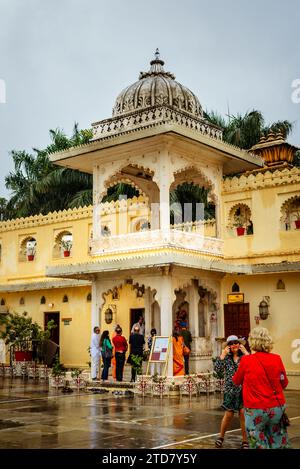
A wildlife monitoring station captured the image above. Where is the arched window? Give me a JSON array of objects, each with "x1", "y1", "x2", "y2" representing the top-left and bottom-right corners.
[
  {"x1": 87, "y1": 293, "x2": 92, "y2": 302},
  {"x1": 19, "y1": 297, "x2": 25, "y2": 305},
  {"x1": 40, "y1": 296, "x2": 46, "y2": 304},
  {"x1": 228, "y1": 204, "x2": 253, "y2": 236},
  {"x1": 0, "y1": 298, "x2": 5, "y2": 306},
  {"x1": 19, "y1": 237, "x2": 37, "y2": 262},
  {"x1": 276, "y1": 279, "x2": 286, "y2": 290},
  {"x1": 53, "y1": 231, "x2": 73, "y2": 259},
  {"x1": 280, "y1": 196, "x2": 300, "y2": 231},
  {"x1": 232, "y1": 283, "x2": 240, "y2": 293},
  {"x1": 62, "y1": 295, "x2": 69, "y2": 303}
]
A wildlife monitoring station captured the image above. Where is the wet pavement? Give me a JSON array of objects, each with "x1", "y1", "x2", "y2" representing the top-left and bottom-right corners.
[{"x1": 0, "y1": 378, "x2": 299, "y2": 449}]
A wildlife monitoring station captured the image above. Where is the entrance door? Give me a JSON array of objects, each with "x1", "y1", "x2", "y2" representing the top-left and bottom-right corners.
[
  {"x1": 224, "y1": 303, "x2": 250, "y2": 340},
  {"x1": 130, "y1": 308, "x2": 145, "y2": 334},
  {"x1": 44, "y1": 312, "x2": 60, "y2": 345}
]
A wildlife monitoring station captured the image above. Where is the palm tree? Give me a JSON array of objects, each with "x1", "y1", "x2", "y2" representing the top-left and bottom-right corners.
[
  {"x1": 170, "y1": 183, "x2": 215, "y2": 223},
  {"x1": 204, "y1": 109, "x2": 294, "y2": 150}
]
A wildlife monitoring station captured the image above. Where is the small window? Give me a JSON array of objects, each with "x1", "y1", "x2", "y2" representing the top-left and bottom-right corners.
[
  {"x1": 62, "y1": 295, "x2": 69, "y2": 303},
  {"x1": 232, "y1": 283, "x2": 240, "y2": 293},
  {"x1": 40, "y1": 296, "x2": 46, "y2": 305},
  {"x1": 0, "y1": 298, "x2": 5, "y2": 306},
  {"x1": 19, "y1": 297, "x2": 25, "y2": 305},
  {"x1": 276, "y1": 279, "x2": 285, "y2": 290},
  {"x1": 87, "y1": 293, "x2": 92, "y2": 302}
]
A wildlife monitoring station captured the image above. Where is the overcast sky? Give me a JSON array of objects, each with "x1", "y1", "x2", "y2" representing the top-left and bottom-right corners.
[{"x1": 0, "y1": 0, "x2": 299, "y2": 198}]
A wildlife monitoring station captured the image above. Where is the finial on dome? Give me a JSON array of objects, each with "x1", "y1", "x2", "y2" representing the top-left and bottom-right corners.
[{"x1": 155, "y1": 48, "x2": 160, "y2": 60}]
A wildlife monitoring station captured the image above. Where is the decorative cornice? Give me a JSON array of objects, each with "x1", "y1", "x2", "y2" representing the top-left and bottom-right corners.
[
  {"x1": 0, "y1": 196, "x2": 148, "y2": 232},
  {"x1": 91, "y1": 105, "x2": 222, "y2": 141},
  {"x1": 0, "y1": 206, "x2": 92, "y2": 232},
  {"x1": 223, "y1": 166, "x2": 300, "y2": 194}
]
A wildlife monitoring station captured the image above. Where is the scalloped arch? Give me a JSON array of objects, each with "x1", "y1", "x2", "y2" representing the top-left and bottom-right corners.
[
  {"x1": 99, "y1": 163, "x2": 157, "y2": 201},
  {"x1": 171, "y1": 165, "x2": 218, "y2": 204},
  {"x1": 227, "y1": 202, "x2": 252, "y2": 227},
  {"x1": 54, "y1": 230, "x2": 72, "y2": 246},
  {"x1": 280, "y1": 195, "x2": 300, "y2": 217}
]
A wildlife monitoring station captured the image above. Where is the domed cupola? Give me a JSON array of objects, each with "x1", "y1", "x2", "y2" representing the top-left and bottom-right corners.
[{"x1": 112, "y1": 49, "x2": 203, "y2": 119}]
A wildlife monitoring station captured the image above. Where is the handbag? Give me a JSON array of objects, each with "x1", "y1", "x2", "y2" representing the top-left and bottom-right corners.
[
  {"x1": 102, "y1": 339, "x2": 112, "y2": 359},
  {"x1": 254, "y1": 355, "x2": 290, "y2": 428}
]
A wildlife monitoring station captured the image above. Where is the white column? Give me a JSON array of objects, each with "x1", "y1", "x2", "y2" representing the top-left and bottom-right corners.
[
  {"x1": 93, "y1": 165, "x2": 102, "y2": 240},
  {"x1": 188, "y1": 282, "x2": 199, "y2": 338},
  {"x1": 158, "y1": 274, "x2": 174, "y2": 376},
  {"x1": 157, "y1": 149, "x2": 173, "y2": 240}
]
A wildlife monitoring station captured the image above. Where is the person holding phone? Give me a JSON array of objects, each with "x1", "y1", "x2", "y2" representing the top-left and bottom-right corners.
[{"x1": 214, "y1": 335, "x2": 249, "y2": 449}]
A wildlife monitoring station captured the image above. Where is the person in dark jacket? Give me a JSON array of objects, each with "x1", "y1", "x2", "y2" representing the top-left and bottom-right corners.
[
  {"x1": 129, "y1": 326, "x2": 145, "y2": 382},
  {"x1": 180, "y1": 322, "x2": 192, "y2": 375}
]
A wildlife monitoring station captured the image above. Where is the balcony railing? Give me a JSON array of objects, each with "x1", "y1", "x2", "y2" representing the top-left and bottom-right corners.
[{"x1": 89, "y1": 226, "x2": 223, "y2": 257}]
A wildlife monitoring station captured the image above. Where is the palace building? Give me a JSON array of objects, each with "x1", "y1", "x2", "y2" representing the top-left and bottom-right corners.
[{"x1": 1, "y1": 51, "x2": 300, "y2": 386}]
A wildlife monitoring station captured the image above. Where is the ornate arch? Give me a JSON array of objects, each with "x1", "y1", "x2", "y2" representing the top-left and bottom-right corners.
[
  {"x1": 97, "y1": 161, "x2": 157, "y2": 202},
  {"x1": 53, "y1": 230, "x2": 73, "y2": 259},
  {"x1": 171, "y1": 165, "x2": 218, "y2": 205},
  {"x1": 19, "y1": 236, "x2": 37, "y2": 262},
  {"x1": 280, "y1": 195, "x2": 300, "y2": 230},
  {"x1": 227, "y1": 202, "x2": 252, "y2": 233}
]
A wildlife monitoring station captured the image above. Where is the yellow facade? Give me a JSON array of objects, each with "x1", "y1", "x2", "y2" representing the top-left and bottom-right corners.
[{"x1": 1, "y1": 53, "x2": 300, "y2": 387}]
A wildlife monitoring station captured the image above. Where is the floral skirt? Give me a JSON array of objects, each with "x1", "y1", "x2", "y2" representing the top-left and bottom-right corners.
[{"x1": 244, "y1": 406, "x2": 290, "y2": 449}]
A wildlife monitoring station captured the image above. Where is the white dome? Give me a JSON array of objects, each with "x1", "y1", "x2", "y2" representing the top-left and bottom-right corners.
[{"x1": 112, "y1": 49, "x2": 203, "y2": 119}]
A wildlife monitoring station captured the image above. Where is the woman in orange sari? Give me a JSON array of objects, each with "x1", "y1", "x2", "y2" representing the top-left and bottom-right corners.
[{"x1": 172, "y1": 330, "x2": 184, "y2": 376}]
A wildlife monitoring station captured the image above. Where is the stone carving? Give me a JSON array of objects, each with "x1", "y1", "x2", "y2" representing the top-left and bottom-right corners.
[
  {"x1": 223, "y1": 166, "x2": 300, "y2": 193},
  {"x1": 112, "y1": 51, "x2": 203, "y2": 119},
  {"x1": 90, "y1": 229, "x2": 223, "y2": 257},
  {"x1": 92, "y1": 105, "x2": 222, "y2": 142}
]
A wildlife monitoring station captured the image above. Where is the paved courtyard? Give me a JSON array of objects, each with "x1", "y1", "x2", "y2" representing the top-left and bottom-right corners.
[{"x1": 0, "y1": 378, "x2": 299, "y2": 449}]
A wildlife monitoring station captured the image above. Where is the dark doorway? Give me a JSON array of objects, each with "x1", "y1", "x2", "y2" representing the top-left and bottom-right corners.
[
  {"x1": 224, "y1": 303, "x2": 250, "y2": 340},
  {"x1": 130, "y1": 308, "x2": 145, "y2": 334},
  {"x1": 44, "y1": 312, "x2": 60, "y2": 346}
]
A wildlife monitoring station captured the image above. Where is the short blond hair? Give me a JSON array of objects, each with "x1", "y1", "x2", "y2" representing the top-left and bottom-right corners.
[{"x1": 248, "y1": 327, "x2": 273, "y2": 353}]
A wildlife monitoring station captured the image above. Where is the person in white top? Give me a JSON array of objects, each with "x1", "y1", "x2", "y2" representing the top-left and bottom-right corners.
[
  {"x1": 90, "y1": 326, "x2": 101, "y2": 380},
  {"x1": 131, "y1": 316, "x2": 145, "y2": 336}
]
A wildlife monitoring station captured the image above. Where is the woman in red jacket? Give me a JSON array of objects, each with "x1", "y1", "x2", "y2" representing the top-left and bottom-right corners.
[{"x1": 233, "y1": 327, "x2": 290, "y2": 449}]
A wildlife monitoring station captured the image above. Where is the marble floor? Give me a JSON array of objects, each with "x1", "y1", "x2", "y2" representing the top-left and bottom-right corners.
[{"x1": 0, "y1": 378, "x2": 299, "y2": 449}]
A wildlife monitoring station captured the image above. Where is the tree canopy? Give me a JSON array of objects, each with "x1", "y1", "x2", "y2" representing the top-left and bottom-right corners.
[{"x1": 0, "y1": 110, "x2": 298, "y2": 221}]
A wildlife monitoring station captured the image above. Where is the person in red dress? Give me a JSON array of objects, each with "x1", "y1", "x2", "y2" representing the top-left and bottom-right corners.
[{"x1": 233, "y1": 327, "x2": 290, "y2": 449}]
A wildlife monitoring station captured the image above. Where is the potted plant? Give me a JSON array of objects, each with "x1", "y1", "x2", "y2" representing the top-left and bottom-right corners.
[
  {"x1": 50, "y1": 356, "x2": 66, "y2": 388},
  {"x1": 233, "y1": 215, "x2": 246, "y2": 236},
  {"x1": 0, "y1": 311, "x2": 56, "y2": 362},
  {"x1": 26, "y1": 245, "x2": 36, "y2": 261},
  {"x1": 293, "y1": 210, "x2": 300, "y2": 229},
  {"x1": 60, "y1": 239, "x2": 72, "y2": 257},
  {"x1": 71, "y1": 368, "x2": 84, "y2": 390}
]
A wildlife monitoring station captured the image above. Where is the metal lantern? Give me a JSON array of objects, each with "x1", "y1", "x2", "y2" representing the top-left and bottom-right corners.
[
  {"x1": 104, "y1": 308, "x2": 113, "y2": 324},
  {"x1": 259, "y1": 299, "x2": 269, "y2": 320}
]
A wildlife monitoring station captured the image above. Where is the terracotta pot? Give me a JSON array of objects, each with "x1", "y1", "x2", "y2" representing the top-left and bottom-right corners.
[
  {"x1": 15, "y1": 351, "x2": 33, "y2": 361},
  {"x1": 27, "y1": 254, "x2": 34, "y2": 261},
  {"x1": 63, "y1": 250, "x2": 70, "y2": 257},
  {"x1": 236, "y1": 227, "x2": 245, "y2": 236},
  {"x1": 295, "y1": 220, "x2": 300, "y2": 229}
]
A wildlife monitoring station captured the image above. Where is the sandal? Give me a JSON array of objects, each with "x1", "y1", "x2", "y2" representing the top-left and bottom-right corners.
[
  {"x1": 241, "y1": 441, "x2": 249, "y2": 449},
  {"x1": 215, "y1": 437, "x2": 224, "y2": 448}
]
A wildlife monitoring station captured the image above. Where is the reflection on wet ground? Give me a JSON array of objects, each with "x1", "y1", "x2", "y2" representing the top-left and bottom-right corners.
[{"x1": 0, "y1": 378, "x2": 299, "y2": 449}]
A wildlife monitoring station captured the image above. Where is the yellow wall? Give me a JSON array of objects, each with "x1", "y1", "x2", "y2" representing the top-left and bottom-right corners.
[
  {"x1": 1, "y1": 287, "x2": 91, "y2": 367},
  {"x1": 222, "y1": 273, "x2": 300, "y2": 375},
  {"x1": 100, "y1": 284, "x2": 145, "y2": 340}
]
